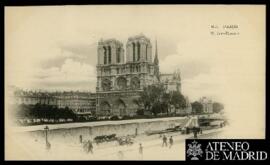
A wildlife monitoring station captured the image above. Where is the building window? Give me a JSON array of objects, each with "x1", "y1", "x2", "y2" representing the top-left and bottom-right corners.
[
  {"x1": 137, "y1": 42, "x2": 140, "y2": 61},
  {"x1": 146, "y1": 44, "x2": 148, "y2": 60},
  {"x1": 132, "y1": 43, "x2": 136, "y2": 62},
  {"x1": 117, "y1": 77, "x2": 127, "y2": 90},
  {"x1": 117, "y1": 68, "x2": 119, "y2": 74},
  {"x1": 131, "y1": 77, "x2": 140, "y2": 89},
  {"x1": 117, "y1": 48, "x2": 121, "y2": 63},
  {"x1": 102, "y1": 79, "x2": 112, "y2": 91},
  {"x1": 108, "y1": 46, "x2": 111, "y2": 64},
  {"x1": 103, "y1": 47, "x2": 107, "y2": 64}
]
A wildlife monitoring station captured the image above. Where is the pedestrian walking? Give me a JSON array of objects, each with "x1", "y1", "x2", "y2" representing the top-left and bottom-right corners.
[
  {"x1": 139, "y1": 143, "x2": 143, "y2": 160},
  {"x1": 193, "y1": 127, "x2": 198, "y2": 139},
  {"x1": 186, "y1": 127, "x2": 190, "y2": 134},
  {"x1": 79, "y1": 135, "x2": 83, "y2": 143},
  {"x1": 88, "y1": 140, "x2": 94, "y2": 154},
  {"x1": 162, "y1": 135, "x2": 167, "y2": 147},
  {"x1": 169, "y1": 136, "x2": 173, "y2": 148}
]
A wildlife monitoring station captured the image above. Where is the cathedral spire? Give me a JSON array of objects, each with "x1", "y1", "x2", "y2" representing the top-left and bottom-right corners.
[
  {"x1": 154, "y1": 39, "x2": 160, "y2": 81},
  {"x1": 154, "y1": 39, "x2": 159, "y2": 65}
]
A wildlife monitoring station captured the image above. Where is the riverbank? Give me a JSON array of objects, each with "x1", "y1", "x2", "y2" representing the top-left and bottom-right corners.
[{"x1": 12, "y1": 116, "x2": 188, "y2": 132}]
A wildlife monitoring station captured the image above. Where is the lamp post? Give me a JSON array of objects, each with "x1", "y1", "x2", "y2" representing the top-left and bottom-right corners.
[{"x1": 44, "y1": 126, "x2": 50, "y2": 150}]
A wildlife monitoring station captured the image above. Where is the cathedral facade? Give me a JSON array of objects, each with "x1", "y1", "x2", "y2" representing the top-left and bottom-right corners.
[{"x1": 96, "y1": 34, "x2": 181, "y2": 117}]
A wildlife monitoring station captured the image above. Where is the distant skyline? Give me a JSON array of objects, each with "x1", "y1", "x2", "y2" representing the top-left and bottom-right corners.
[{"x1": 5, "y1": 5, "x2": 265, "y2": 104}]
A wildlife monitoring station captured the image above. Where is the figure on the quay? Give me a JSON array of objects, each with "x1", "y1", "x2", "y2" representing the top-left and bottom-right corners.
[
  {"x1": 193, "y1": 127, "x2": 198, "y2": 139},
  {"x1": 139, "y1": 143, "x2": 143, "y2": 159},
  {"x1": 162, "y1": 135, "x2": 168, "y2": 147},
  {"x1": 88, "y1": 140, "x2": 94, "y2": 154},
  {"x1": 79, "y1": 135, "x2": 83, "y2": 143},
  {"x1": 169, "y1": 136, "x2": 174, "y2": 148},
  {"x1": 83, "y1": 140, "x2": 94, "y2": 154}
]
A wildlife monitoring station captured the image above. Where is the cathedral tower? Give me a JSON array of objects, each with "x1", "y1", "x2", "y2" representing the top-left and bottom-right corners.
[
  {"x1": 97, "y1": 39, "x2": 124, "y2": 65},
  {"x1": 96, "y1": 39, "x2": 125, "y2": 92},
  {"x1": 154, "y1": 39, "x2": 160, "y2": 81},
  {"x1": 126, "y1": 34, "x2": 152, "y2": 63}
]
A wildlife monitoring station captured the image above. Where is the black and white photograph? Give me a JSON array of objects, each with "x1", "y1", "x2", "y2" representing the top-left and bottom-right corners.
[{"x1": 4, "y1": 5, "x2": 266, "y2": 160}]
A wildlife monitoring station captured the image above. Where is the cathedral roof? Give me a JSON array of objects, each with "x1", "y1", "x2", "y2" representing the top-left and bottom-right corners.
[
  {"x1": 98, "y1": 38, "x2": 123, "y2": 46},
  {"x1": 128, "y1": 33, "x2": 150, "y2": 42}
]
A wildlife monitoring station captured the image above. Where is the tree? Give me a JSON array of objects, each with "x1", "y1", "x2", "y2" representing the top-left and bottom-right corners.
[
  {"x1": 139, "y1": 83, "x2": 189, "y2": 116},
  {"x1": 151, "y1": 102, "x2": 163, "y2": 116},
  {"x1": 213, "y1": 102, "x2": 224, "y2": 113},
  {"x1": 170, "y1": 91, "x2": 187, "y2": 111},
  {"x1": 14, "y1": 103, "x2": 78, "y2": 121},
  {"x1": 15, "y1": 104, "x2": 31, "y2": 119},
  {"x1": 139, "y1": 83, "x2": 166, "y2": 116},
  {"x1": 191, "y1": 101, "x2": 203, "y2": 114},
  {"x1": 161, "y1": 92, "x2": 170, "y2": 115}
]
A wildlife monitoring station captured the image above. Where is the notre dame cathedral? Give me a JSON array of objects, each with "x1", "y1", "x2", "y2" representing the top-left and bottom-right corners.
[{"x1": 96, "y1": 34, "x2": 181, "y2": 116}]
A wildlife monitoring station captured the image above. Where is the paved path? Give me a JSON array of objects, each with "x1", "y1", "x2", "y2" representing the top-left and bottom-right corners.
[{"x1": 17, "y1": 127, "x2": 224, "y2": 160}]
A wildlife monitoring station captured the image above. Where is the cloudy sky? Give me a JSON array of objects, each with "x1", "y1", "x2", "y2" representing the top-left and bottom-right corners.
[{"x1": 5, "y1": 5, "x2": 265, "y2": 101}]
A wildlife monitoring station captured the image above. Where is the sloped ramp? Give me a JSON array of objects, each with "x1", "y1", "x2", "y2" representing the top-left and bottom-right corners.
[{"x1": 183, "y1": 116, "x2": 199, "y2": 128}]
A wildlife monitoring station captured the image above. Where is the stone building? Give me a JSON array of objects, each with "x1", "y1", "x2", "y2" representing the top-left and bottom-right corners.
[
  {"x1": 13, "y1": 90, "x2": 57, "y2": 107},
  {"x1": 56, "y1": 92, "x2": 96, "y2": 115},
  {"x1": 199, "y1": 97, "x2": 213, "y2": 114},
  {"x1": 160, "y1": 69, "x2": 181, "y2": 93},
  {"x1": 12, "y1": 89, "x2": 96, "y2": 116},
  {"x1": 96, "y1": 34, "x2": 160, "y2": 116}
]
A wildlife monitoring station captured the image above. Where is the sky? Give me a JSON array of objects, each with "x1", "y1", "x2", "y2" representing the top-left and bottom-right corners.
[{"x1": 5, "y1": 5, "x2": 265, "y2": 102}]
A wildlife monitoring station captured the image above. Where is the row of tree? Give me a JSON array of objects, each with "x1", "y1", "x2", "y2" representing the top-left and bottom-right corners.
[
  {"x1": 13, "y1": 104, "x2": 77, "y2": 120},
  {"x1": 191, "y1": 101, "x2": 224, "y2": 114},
  {"x1": 11, "y1": 84, "x2": 224, "y2": 121},
  {"x1": 138, "y1": 83, "x2": 224, "y2": 116},
  {"x1": 138, "y1": 83, "x2": 187, "y2": 116}
]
